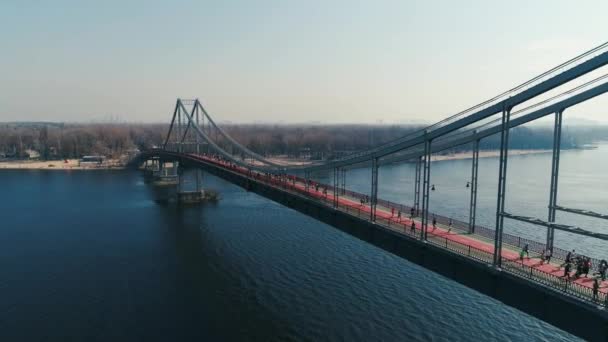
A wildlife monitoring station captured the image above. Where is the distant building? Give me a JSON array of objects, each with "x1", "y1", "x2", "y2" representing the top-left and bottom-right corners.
[
  {"x1": 24, "y1": 149, "x2": 40, "y2": 159},
  {"x1": 298, "y1": 147, "x2": 311, "y2": 159},
  {"x1": 80, "y1": 155, "x2": 104, "y2": 165}
]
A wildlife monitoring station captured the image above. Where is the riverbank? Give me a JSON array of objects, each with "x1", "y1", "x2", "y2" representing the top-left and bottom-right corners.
[
  {"x1": 432, "y1": 149, "x2": 552, "y2": 161},
  {"x1": 265, "y1": 149, "x2": 554, "y2": 165},
  {"x1": 0, "y1": 159, "x2": 125, "y2": 170},
  {"x1": 0, "y1": 149, "x2": 555, "y2": 170}
]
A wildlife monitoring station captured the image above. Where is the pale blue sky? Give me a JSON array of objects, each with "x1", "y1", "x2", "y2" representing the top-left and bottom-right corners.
[{"x1": 1, "y1": 0, "x2": 607, "y2": 123}]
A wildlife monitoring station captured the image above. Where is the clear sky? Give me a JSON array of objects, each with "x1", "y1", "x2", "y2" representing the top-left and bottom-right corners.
[{"x1": 1, "y1": 0, "x2": 607, "y2": 124}]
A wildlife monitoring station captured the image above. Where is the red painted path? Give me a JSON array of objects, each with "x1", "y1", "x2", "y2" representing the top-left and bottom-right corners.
[{"x1": 189, "y1": 154, "x2": 606, "y2": 296}]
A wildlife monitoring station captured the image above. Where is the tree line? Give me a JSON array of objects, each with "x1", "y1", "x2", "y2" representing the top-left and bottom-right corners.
[
  {"x1": 0, "y1": 123, "x2": 165, "y2": 159},
  {"x1": 0, "y1": 122, "x2": 599, "y2": 161}
]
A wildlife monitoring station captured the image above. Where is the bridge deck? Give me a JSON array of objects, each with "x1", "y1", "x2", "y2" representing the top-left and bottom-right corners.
[{"x1": 187, "y1": 153, "x2": 608, "y2": 306}]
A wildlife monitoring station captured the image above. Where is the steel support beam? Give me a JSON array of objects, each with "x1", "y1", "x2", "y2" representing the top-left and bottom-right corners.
[
  {"x1": 297, "y1": 49, "x2": 608, "y2": 173},
  {"x1": 547, "y1": 109, "x2": 563, "y2": 253},
  {"x1": 333, "y1": 167, "x2": 338, "y2": 208},
  {"x1": 421, "y1": 139, "x2": 432, "y2": 240},
  {"x1": 195, "y1": 101, "x2": 200, "y2": 154},
  {"x1": 554, "y1": 205, "x2": 608, "y2": 220},
  {"x1": 341, "y1": 168, "x2": 346, "y2": 195},
  {"x1": 370, "y1": 157, "x2": 379, "y2": 221},
  {"x1": 468, "y1": 139, "x2": 480, "y2": 233},
  {"x1": 502, "y1": 212, "x2": 608, "y2": 240},
  {"x1": 162, "y1": 100, "x2": 181, "y2": 150},
  {"x1": 494, "y1": 106, "x2": 511, "y2": 267},
  {"x1": 414, "y1": 156, "x2": 422, "y2": 215},
  {"x1": 177, "y1": 104, "x2": 183, "y2": 153}
]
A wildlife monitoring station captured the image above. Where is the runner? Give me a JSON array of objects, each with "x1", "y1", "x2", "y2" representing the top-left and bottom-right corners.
[
  {"x1": 593, "y1": 278, "x2": 600, "y2": 302},
  {"x1": 563, "y1": 262, "x2": 572, "y2": 279},
  {"x1": 540, "y1": 249, "x2": 546, "y2": 265}
]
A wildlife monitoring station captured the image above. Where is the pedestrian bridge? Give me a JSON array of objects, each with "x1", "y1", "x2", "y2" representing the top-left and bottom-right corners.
[{"x1": 139, "y1": 42, "x2": 608, "y2": 341}]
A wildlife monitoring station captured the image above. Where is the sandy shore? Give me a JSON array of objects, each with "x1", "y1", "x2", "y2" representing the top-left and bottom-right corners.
[
  {"x1": 431, "y1": 149, "x2": 551, "y2": 162},
  {"x1": 0, "y1": 159, "x2": 125, "y2": 170},
  {"x1": 265, "y1": 149, "x2": 552, "y2": 165},
  {"x1": 0, "y1": 149, "x2": 551, "y2": 170}
]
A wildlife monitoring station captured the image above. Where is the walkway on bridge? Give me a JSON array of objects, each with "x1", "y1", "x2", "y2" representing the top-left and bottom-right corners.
[{"x1": 193, "y1": 153, "x2": 608, "y2": 307}]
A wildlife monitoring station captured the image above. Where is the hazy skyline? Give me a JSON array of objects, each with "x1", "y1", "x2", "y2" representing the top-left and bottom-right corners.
[{"x1": 1, "y1": 0, "x2": 607, "y2": 124}]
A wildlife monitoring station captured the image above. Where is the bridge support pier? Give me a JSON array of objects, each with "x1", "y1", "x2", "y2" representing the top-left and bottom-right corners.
[
  {"x1": 468, "y1": 138, "x2": 480, "y2": 234},
  {"x1": 547, "y1": 109, "x2": 564, "y2": 253},
  {"x1": 421, "y1": 138, "x2": 432, "y2": 240},
  {"x1": 152, "y1": 160, "x2": 179, "y2": 186},
  {"x1": 370, "y1": 157, "x2": 379, "y2": 221},
  {"x1": 177, "y1": 164, "x2": 184, "y2": 193},
  {"x1": 195, "y1": 168, "x2": 203, "y2": 192},
  {"x1": 494, "y1": 106, "x2": 511, "y2": 267}
]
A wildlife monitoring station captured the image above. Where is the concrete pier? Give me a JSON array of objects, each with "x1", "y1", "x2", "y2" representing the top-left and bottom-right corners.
[{"x1": 177, "y1": 190, "x2": 205, "y2": 204}]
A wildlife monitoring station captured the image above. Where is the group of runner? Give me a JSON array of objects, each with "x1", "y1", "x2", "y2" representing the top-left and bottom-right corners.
[{"x1": 559, "y1": 251, "x2": 608, "y2": 302}]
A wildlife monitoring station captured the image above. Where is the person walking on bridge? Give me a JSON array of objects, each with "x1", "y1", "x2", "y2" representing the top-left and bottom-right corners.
[
  {"x1": 598, "y1": 259, "x2": 608, "y2": 281},
  {"x1": 560, "y1": 250, "x2": 575, "y2": 269},
  {"x1": 583, "y1": 257, "x2": 591, "y2": 278},
  {"x1": 563, "y1": 261, "x2": 572, "y2": 279},
  {"x1": 540, "y1": 249, "x2": 546, "y2": 265},
  {"x1": 410, "y1": 221, "x2": 416, "y2": 234},
  {"x1": 593, "y1": 278, "x2": 602, "y2": 302},
  {"x1": 432, "y1": 216, "x2": 437, "y2": 231},
  {"x1": 523, "y1": 244, "x2": 529, "y2": 259},
  {"x1": 410, "y1": 207, "x2": 415, "y2": 219},
  {"x1": 545, "y1": 249, "x2": 552, "y2": 264}
]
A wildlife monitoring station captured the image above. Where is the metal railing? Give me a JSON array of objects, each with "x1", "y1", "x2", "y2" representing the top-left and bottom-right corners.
[{"x1": 309, "y1": 179, "x2": 601, "y2": 272}]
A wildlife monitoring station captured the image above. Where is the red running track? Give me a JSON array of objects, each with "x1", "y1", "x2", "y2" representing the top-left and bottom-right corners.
[{"x1": 188, "y1": 153, "x2": 607, "y2": 295}]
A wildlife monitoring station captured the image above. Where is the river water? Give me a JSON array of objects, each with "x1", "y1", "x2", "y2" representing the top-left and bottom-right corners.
[{"x1": 3, "y1": 146, "x2": 605, "y2": 341}]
